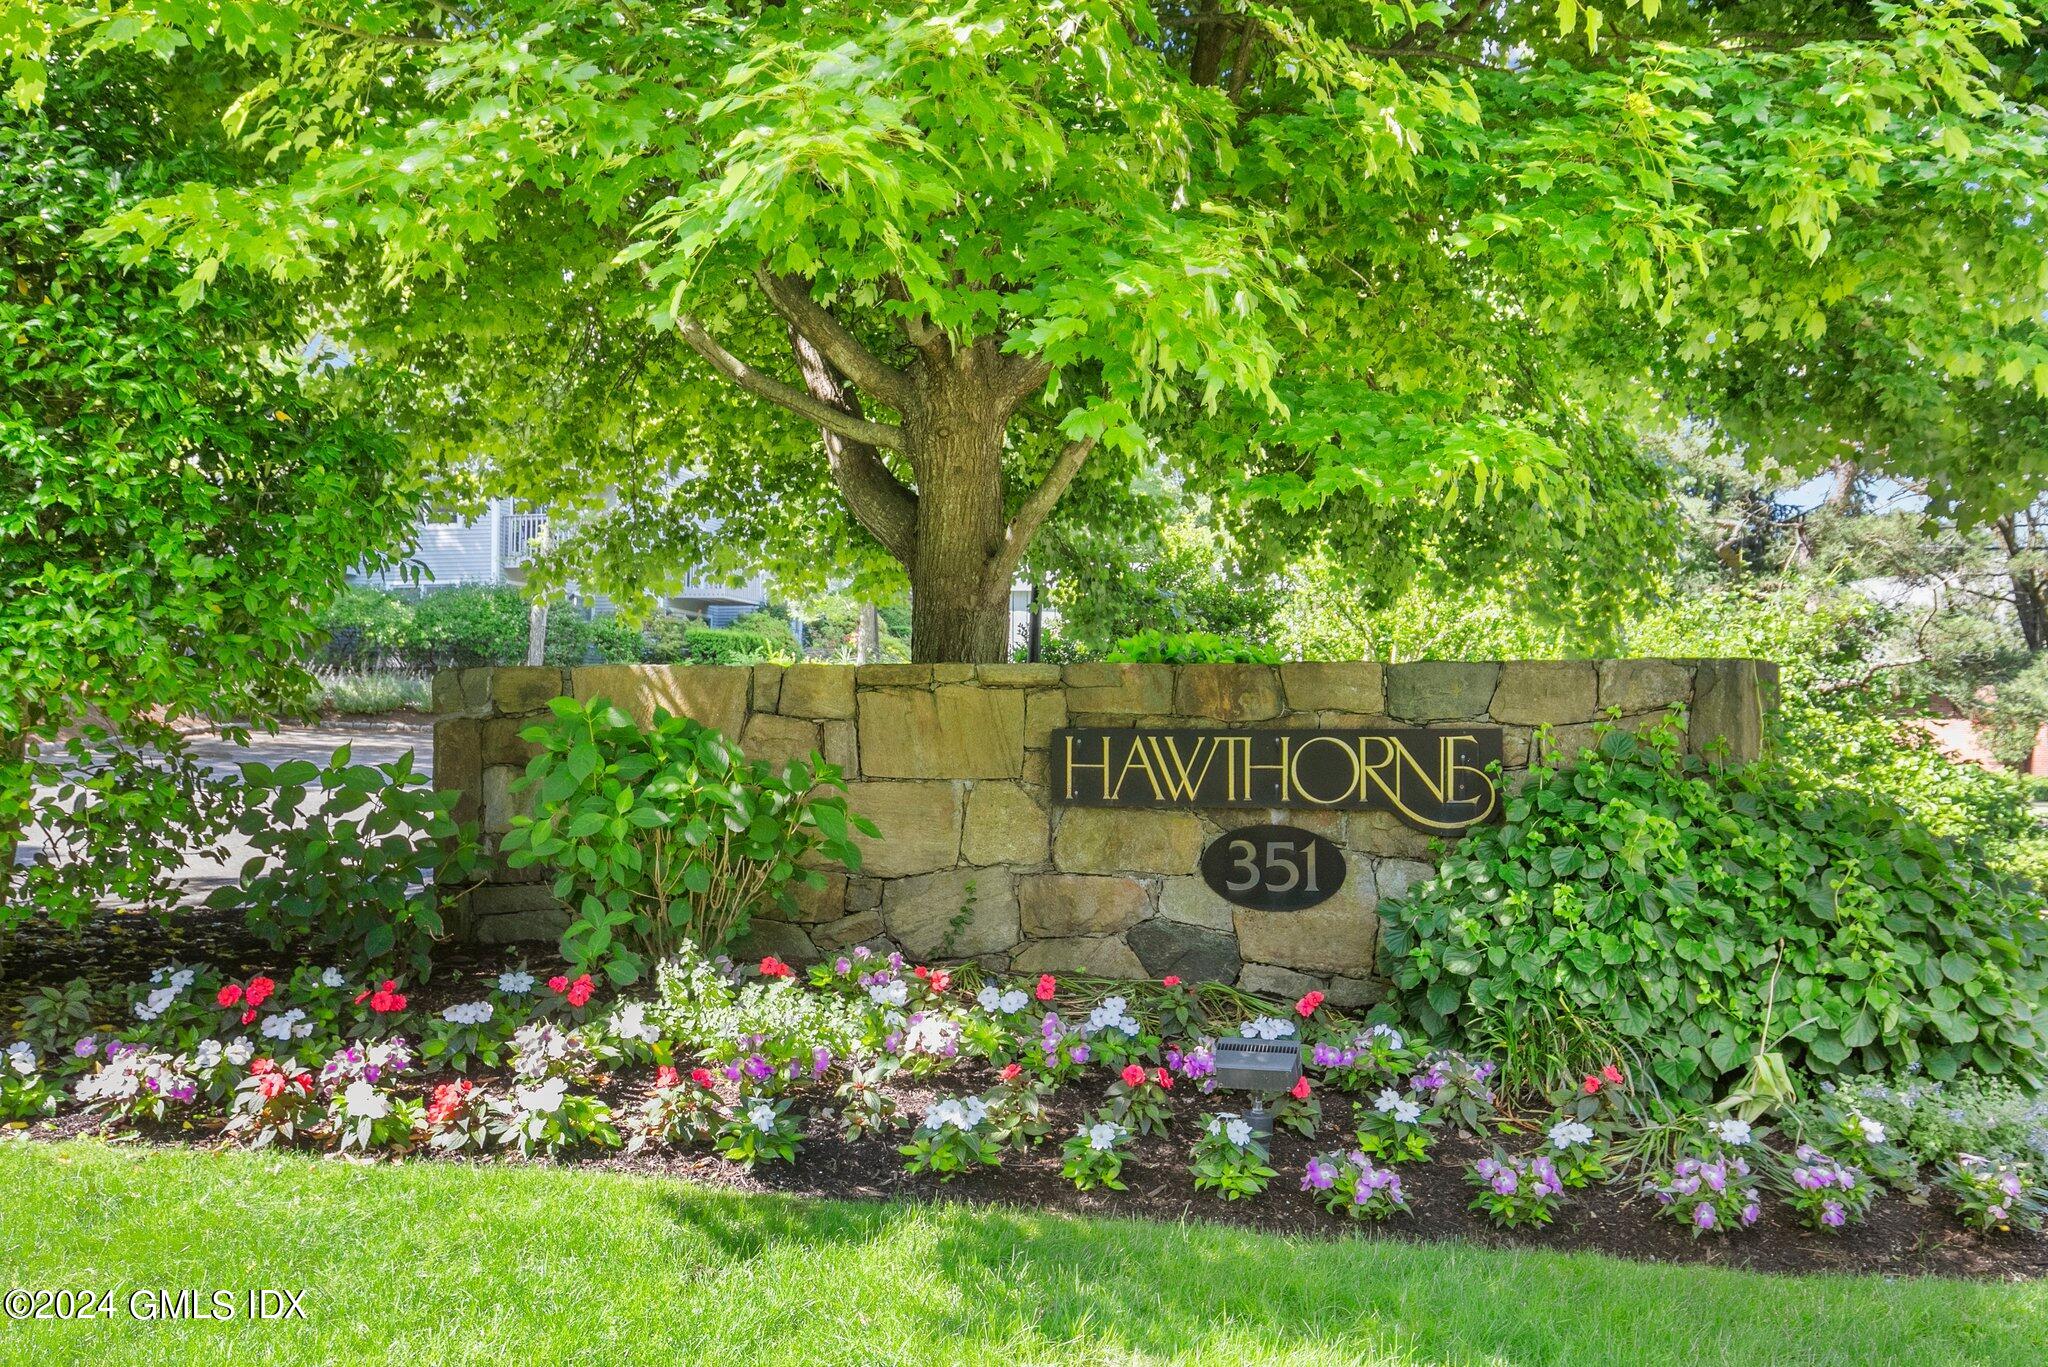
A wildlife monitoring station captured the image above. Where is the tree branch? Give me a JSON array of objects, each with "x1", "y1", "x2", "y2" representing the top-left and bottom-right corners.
[
  {"x1": 784, "y1": 329, "x2": 919, "y2": 563},
  {"x1": 882, "y1": 275, "x2": 948, "y2": 364},
  {"x1": 754, "y1": 269, "x2": 915, "y2": 409},
  {"x1": 676, "y1": 315, "x2": 906, "y2": 451},
  {"x1": 989, "y1": 436, "x2": 1096, "y2": 589}
]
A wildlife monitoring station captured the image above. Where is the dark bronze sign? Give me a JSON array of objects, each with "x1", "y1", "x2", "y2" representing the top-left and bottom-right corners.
[
  {"x1": 1051, "y1": 726, "x2": 1503, "y2": 833},
  {"x1": 1202, "y1": 824, "x2": 1346, "y2": 911}
]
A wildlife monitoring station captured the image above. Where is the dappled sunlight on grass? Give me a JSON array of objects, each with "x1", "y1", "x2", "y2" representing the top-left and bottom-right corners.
[{"x1": 4, "y1": 1142, "x2": 2042, "y2": 1365}]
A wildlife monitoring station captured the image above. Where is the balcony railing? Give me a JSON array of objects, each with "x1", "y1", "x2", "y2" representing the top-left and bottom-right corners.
[{"x1": 501, "y1": 511, "x2": 549, "y2": 567}]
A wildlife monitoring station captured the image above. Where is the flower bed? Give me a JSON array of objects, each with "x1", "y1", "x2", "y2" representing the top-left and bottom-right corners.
[{"x1": 6, "y1": 937, "x2": 2047, "y2": 1281}]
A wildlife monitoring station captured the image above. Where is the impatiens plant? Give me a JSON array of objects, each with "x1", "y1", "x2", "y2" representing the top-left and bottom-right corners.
[
  {"x1": 1775, "y1": 1145, "x2": 1875, "y2": 1231},
  {"x1": 424, "y1": 1079, "x2": 495, "y2": 1154},
  {"x1": 1310, "y1": 1023, "x2": 1413, "y2": 1094},
  {"x1": 1106, "y1": 1063, "x2": 1174, "y2": 1137},
  {"x1": 1540, "y1": 1116, "x2": 1611, "y2": 1190},
  {"x1": 333, "y1": 1079, "x2": 423, "y2": 1156},
  {"x1": 1270, "y1": 1076, "x2": 1321, "y2": 1140},
  {"x1": 0, "y1": 1042, "x2": 57, "y2": 1120},
  {"x1": 222, "y1": 1057, "x2": 321, "y2": 1149},
  {"x1": 1061, "y1": 1115, "x2": 1129, "y2": 1192},
  {"x1": 1798, "y1": 1095, "x2": 1920, "y2": 1192},
  {"x1": 626, "y1": 1067, "x2": 722, "y2": 1153},
  {"x1": 718, "y1": 1096, "x2": 803, "y2": 1167},
  {"x1": 1467, "y1": 1150, "x2": 1566, "y2": 1229},
  {"x1": 1409, "y1": 1052, "x2": 1499, "y2": 1133},
  {"x1": 73, "y1": 1043, "x2": 199, "y2": 1124},
  {"x1": 981, "y1": 1073, "x2": 1056, "y2": 1151},
  {"x1": 1353, "y1": 1088, "x2": 1438, "y2": 1164},
  {"x1": 832, "y1": 1059, "x2": 902, "y2": 1142},
  {"x1": 509, "y1": 1021, "x2": 602, "y2": 1085},
  {"x1": 14, "y1": 979, "x2": 96, "y2": 1052},
  {"x1": 900, "y1": 1095, "x2": 1002, "y2": 1181},
  {"x1": 422, "y1": 999, "x2": 515, "y2": 1074},
  {"x1": 493, "y1": 1078, "x2": 620, "y2": 1158},
  {"x1": 1191, "y1": 1113, "x2": 1276, "y2": 1202},
  {"x1": 1646, "y1": 1151, "x2": 1763, "y2": 1237},
  {"x1": 1303, "y1": 1151, "x2": 1409, "y2": 1222},
  {"x1": 1939, "y1": 1154, "x2": 2045, "y2": 1233}
]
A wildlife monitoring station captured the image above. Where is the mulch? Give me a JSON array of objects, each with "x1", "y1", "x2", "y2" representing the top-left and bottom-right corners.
[{"x1": 7, "y1": 905, "x2": 2046, "y2": 1282}]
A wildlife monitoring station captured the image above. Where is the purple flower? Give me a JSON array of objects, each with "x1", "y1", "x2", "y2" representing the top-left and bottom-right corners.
[
  {"x1": 1302, "y1": 1158, "x2": 1335, "y2": 1191},
  {"x1": 888, "y1": 952, "x2": 904, "y2": 971},
  {"x1": 73, "y1": 1035, "x2": 98, "y2": 1058},
  {"x1": 722, "y1": 1063, "x2": 743, "y2": 1083},
  {"x1": 853, "y1": 945, "x2": 872, "y2": 960},
  {"x1": 1312, "y1": 1043, "x2": 1339, "y2": 1068},
  {"x1": 1069, "y1": 1044, "x2": 1091, "y2": 1065},
  {"x1": 743, "y1": 1054, "x2": 773, "y2": 1082},
  {"x1": 1821, "y1": 1201, "x2": 1845, "y2": 1228},
  {"x1": 1741, "y1": 1199, "x2": 1760, "y2": 1226},
  {"x1": 1492, "y1": 1171, "x2": 1519, "y2": 1197},
  {"x1": 812, "y1": 1047, "x2": 833, "y2": 1079},
  {"x1": 835, "y1": 957, "x2": 851, "y2": 975},
  {"x1": 1694, "y1": 1203, "x2": 1717, "y2": 1230}
]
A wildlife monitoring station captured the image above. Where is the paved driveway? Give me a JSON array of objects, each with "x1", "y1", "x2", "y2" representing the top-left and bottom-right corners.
[{"x1": 15, "y1": 719, "x2": 435, "y2": 895}]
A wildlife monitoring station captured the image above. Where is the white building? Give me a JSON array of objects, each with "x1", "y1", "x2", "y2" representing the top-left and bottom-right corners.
[{"x1": 350, "y1": 500, "x2": 771, "y2": 625}]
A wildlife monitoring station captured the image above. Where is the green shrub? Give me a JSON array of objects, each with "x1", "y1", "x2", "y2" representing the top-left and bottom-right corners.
[
  {"x1": 643, "y1": 619, "x2": 779, "y2": 665},
  {"x1": 407, "y1": 586, "x2": 531, "y2": 668},
  {"x1": 1827, "y1": 1072, "x2": 2048, "y2": 1170},
  {"x1": 208, "y1": 747, "x2": 482, "y2": 979},
  {"x1": 500, "y1": 696, "x2": 875, "y2": 983},
  {"x1": 1380, "y1": 722, "x2": 2048, "y2": 1102},
  {"x1": 1104, "y1": 629, "x2": 1281, "y2": 665},
  {"x1": 316, "y1": 588, "x2": 421, "y2": 669}
]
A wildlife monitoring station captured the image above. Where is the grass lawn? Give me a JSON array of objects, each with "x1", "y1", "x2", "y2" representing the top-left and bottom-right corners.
[{"x1": 1, "y1": 1142, "x2": 2040, "y2": 1366}]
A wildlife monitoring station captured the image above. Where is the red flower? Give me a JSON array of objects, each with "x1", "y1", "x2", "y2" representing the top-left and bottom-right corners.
[
  {"x1": 1602, "y1": 1063, "x2": 1625, "y2": 1086},
  {"x1": 1155, "y1": 1067, "x2": 1173, "y2": 1090},
  {"x1": 249, "y1": 1057, "x2": 277, "y2": 1076},
  {"x1": 365, "y1": 980, "x2": 407, "y2": 1013},
  {"x1": 565, "y1": 974, "x2": 594, "y2": 1008},
  {"x1": 759, "y1": 956, "x2": 793, "y2": 979},
  {"x1": 216, "y1": 984, "x2": 244, "y2": 1008},
  {"x1": 1121, "y1": 1063, "x2": 1146, "y2": 1088},
  {"x1": 256, "y1": 1072, "x2": 287, "y2": 1100},
  {"x1": 1035, "y1": 974, "x2": 1057, "y2": 1002},
  {"x1": 240, "y1": 1008, "x2": 257, "y2": 1026},
  {"x1": 1290, "y1": 1075, "x2": 1312, "y2": 1100},
  {"x1": 245, "y1": 976, "x2": 275, "y2": 1007},
  {"x1": 426, "y1": 1080, "x2": 473, "y2": 1125},
  {"x1": 999, "y1": 1063, "x2": 1022, "y2": 1083},
  {"x1": 690, "y1": 1068, "x2": 715, "y2": 1089},
  {"x1": 925, "y1": 968, "x2": 951, "y2": 993},
  {"x1": 1295, "y1": 990, "x2": 1325, "y2": 1018},
  {"x1": 1582, "y1": 1075, "x2": 1602, "y2": 1095},
  {"x1": 1162, "y1": 976, "x2": 1182, "y2": 987},
  {"x1": 547, "y1": 975, "x2": 570, "y2": 995},
  {"x1": 654, "y1": 1066, "x2": 681, "y2": 1090}
]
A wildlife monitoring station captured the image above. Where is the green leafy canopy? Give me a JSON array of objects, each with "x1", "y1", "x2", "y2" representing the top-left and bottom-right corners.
[{"x1": 10, "y1": 1, "x2": 2048, "y2": 654}]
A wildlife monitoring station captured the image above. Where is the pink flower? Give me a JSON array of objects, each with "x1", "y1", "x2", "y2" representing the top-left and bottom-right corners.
[
  {"x1": 1295, "y1": 991, "x2": 1325, "y2": 1018},
  {"x1": 1121, "y1": 1064, "x2": 1146, "y2": 1088},
  {"x1": 1290, "y1": 1075, "x2": 1311, "y2": 1100},
  {"x1": 1035, "y1": 974, "x2": 1057, "y2": 1002}
]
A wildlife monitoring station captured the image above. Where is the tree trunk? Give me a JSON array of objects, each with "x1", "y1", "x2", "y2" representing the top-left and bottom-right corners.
[
  {"x1": 903, "y1": 368, "x2": 1015, "y2": 663},
  {"x1": 856, "y1": 603, "x2": 880, "y2": 663},
  {"x1": 525, "y1": 602, "x2": 548, "y2": 666}
]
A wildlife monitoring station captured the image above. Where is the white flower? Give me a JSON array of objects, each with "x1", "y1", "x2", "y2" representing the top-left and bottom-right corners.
[
  {"x1": 1392, "y1": 1098, "x2": 1422, "y2": 1125},
  {"x1": 133, "y1": 986, "x2": 179, "y2": 1021},
  {"x1": 748, "y1": 1102, "x2": 778, "y2": 1133},
  {"x1": 192, "y1": 1040, "x2": 224, "y2": 1072},
  {"x1": 320, "y1": 967, "x2": 347, "y2": 989},
  {"x1": 998, "y1": 989, "x2": 1027, "y2": 1014},
  {"x1": 1366, "y1": 1023, "x2": 1405, "y2": 1051},
  {"x1": 1709, "y1": 1117, "x2": 1753, "y2": 1147},
  {"x1": 149, "y1": 966, "x2": 196, "y2": 993},
  {"x1": 1087, "y1": 1121, "x2": 1123, "y2": 1151},
  {"x1": 924, "y1": 1096, "x2": 990, "y2": 1132},
  {"x1": 442, "y1": 1001, "x2": 496, "y2": 1027},
  {"x1": 6, "y1": 1042, "x2": 36, "y2": 1076},
  {"x1": 1224, "y1": 1117, "x2": 1254, "y2": 1147},
  {"x1": 342, "y1": 1079, "x2": 389, "y2": 1121},
  {"x1": 1856, "y1": 1114, "x2": 1888, "y2": 1146},
  {"x1": 1373, "y1": 1089, "x2": 1404, "y2": 1114},
  {"x1": 903, "y1": 1015, "x2": 961, "y2": 1057},
  {"x1": 497, "y1": 970, "x2": 535, "y2": 995},
  {"x1": 976, "y1": 986, "x2": 1002, "y2": 1012},
  {"x1": 259, "y1": 1009, "x2": 308, "y2": 1042},
  {"x1": 869, "y1": 979, "x2": 909, "y2": 1008},
  {"x1": 515, "y1": 1078, "x2": 568, "y2": 1115},
  {"x1": 223, "y1": 1037, "x2": 255, "y2": 1067},
  {"x1": 1084, "y1": 995, "x2": 1139, "y2": 1037},
  {"x1": 608, "y1": 1003, "x2": 658, "y2": 1044},
  {"x1": 1239, "y1": 1016, "x2": 1295, "y2": 1041},
  {"x1": 1548, "y1": 1119, "x2": 1595, "y2": 1150}
]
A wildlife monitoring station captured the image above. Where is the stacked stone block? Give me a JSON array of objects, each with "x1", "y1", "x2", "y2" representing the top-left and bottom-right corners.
[{"x1": 433, "y1": 658, "x2": 1775, "y2": 1001}]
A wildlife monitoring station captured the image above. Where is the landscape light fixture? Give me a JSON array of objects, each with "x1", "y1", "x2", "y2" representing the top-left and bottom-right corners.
[{"x1": 1211, "y1": 1025, "x2": 1303, "y2": 1138}]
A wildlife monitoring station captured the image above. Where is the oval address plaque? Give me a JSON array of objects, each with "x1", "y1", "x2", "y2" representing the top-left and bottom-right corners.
[{"x1": 1199, "y1": 824, "x2": 1346, "y2": 912}]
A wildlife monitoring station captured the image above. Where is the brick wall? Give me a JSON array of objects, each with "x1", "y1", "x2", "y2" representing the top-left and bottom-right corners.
[{"x1": 432, "y1": 659, "x2": 1775, "y2": 1005}]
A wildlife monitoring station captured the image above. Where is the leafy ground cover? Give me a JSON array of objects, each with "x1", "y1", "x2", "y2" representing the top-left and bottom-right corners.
[{"x1": 4, "y1": 1140, "x2": 2044, "y2": 1367}]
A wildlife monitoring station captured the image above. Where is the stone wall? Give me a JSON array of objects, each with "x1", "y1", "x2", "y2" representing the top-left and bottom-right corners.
[{"x1": 432, "y1": 659, "x2": 1775, "y2": 1005}]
